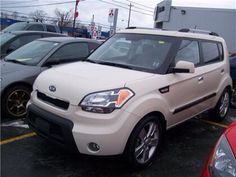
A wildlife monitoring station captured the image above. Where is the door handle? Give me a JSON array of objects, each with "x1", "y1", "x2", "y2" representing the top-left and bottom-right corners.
[{"x1": 198, "y1": 76, "x2": 204, "y2": 82}]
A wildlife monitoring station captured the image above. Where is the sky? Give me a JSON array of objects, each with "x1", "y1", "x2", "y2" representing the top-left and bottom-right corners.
[{"x1": 1, "y1": 0, "x2": 236, "y2": 30}]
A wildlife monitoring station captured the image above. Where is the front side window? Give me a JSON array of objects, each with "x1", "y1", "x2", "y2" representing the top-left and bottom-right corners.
[
  {"x1": 48, "y1": 42, "x2": 89, "y2": 62},
  {"x1": 202, "y1": 42, "x2": 221, "y2": 63},
  {"x1": 88, "y1": 33, "x2": 177, "y2": 73},
  {"x1": 175, "y1": 40, "x2": 200, "y2": 66},
  {"x1": 27, "y1": 25, "x2": 44, "y2": 31},
  {"x1": 88, "y1": 42, "x2": 100, "y2": 52},
  {"x1": 5, "y1": 40, "x2": 59, "y2": 66}
]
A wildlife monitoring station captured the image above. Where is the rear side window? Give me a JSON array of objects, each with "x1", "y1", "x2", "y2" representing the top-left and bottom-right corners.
[
  {"x1": 7, "y1": 34, "x2": 42, "y2": 54},
  {"x1": 48, "y1": 42, "x2": 89, "y2": 61},
  {"x1": 27, "y1": 25, "x2": 44, "y2": 31},
  {"x1": 46, "y1": 25, "x2": 56, "y2": 33},
  {"x1": 201, "y1": 42, "x2": 221, "y2": 63},
  {"x1": 175, "y1": 40, "x2": 200, "y2": 66}
]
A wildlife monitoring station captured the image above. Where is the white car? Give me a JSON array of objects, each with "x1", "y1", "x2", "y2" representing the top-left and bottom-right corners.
[{"x1": 27, "y1": 28, "x2": 232, "y2": 168}]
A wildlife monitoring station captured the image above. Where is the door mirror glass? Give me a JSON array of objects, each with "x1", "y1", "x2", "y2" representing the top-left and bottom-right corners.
[{"x1": 173, "y1": 60, "x2": 195, "y2": 73}]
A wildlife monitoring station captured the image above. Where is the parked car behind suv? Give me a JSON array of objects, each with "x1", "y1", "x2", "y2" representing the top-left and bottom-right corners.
[
  {"x1": 1, "y1": 37, "x2": 101, "y2": 119},
  {"x1": 230, "y1": 54, "x2": 236, "y2": 107},
  {"x1": 27, "y1": 28, "x2": 232, "y2": 168},
  {"x1": 0, "y1": 31, "x2": 65, "y2": 58},
  {"x1": 2, "y1": 22, "x2": 60, "y2": 33}
]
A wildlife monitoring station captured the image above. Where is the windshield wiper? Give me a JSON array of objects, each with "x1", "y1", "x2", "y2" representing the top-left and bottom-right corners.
[
  {"x1": 5, "y1": 59, "x2": 26, "y2": 65},
  {"x1": 97, "y1": 61, "x2": 134, "y2": 70}
]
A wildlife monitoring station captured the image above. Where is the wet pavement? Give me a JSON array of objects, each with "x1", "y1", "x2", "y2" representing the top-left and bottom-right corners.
[{"x1": 1, "y1": 108, "x2": 236, "y2": 177}]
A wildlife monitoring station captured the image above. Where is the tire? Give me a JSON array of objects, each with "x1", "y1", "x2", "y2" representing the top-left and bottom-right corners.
[
  {"x1": 125, "y1": 115, "x2": 163, "y2": 169},
  {"x1": 209, "y1": 88, "x2": 230, "y2": 122},
  {"x1": 2, "y1": 85, "x2": 31, "y2": 119}
]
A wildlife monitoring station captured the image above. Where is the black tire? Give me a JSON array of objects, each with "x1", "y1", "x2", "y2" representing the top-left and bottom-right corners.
[
  {"x1": 209, "y1": 88, "x2": 230, "y2": 121},
  {"x1": 2, "y1": 85, "x2": 31, "y2": 119},
  {"x1": 125, "y1": 115, "x2": 163, "y2": 169}
]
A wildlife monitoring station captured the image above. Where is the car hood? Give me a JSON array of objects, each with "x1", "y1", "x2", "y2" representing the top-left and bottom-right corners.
[
  {"x1": 34, "y1": 62, "x2": 155, "y2": 105},
  {"x1": 1, "y1": 60, "x2": 34, "y2": 75}
]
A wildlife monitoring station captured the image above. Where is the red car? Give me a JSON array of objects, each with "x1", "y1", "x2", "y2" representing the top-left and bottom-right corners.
[{"x1": 202, "y1": 121, "x2": 236, "y2": 177}]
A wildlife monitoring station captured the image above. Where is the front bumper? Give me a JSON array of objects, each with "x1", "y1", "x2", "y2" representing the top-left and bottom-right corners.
[
  {"x1": 27, "y1": 104, "x2": 78, "y2": 151},
  {"x1": 27, "y1": 95, "x2": 141, "y2": 156}
]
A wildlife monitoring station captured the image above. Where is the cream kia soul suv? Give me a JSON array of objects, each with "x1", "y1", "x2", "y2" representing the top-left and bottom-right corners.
[{"x1": 27, "y1": 28, "x2": 232, "y2": 168}]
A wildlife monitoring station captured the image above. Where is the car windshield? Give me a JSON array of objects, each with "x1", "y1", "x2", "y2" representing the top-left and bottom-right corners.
[
  {"x1": 0, "y1": 33, "x2": 16, "y2": 46},
  {"x1": 87, "y1": 33, "x2": 178, "y2": 73},
  {"x1": 5, "y1": 40, "x2": 59, "y2": 66},
  {"x1": 2, "y1": 22, "x2": 28, "y2": 32}
]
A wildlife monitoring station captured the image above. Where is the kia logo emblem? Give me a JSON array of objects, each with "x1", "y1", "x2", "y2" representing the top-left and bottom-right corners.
[{"x1": 49, "y1": 85, "x2": 56, "y2": 92}]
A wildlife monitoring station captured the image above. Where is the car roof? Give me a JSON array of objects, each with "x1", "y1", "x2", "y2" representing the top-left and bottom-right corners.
[
  {"x1": 117, "y1": 28, "x2": 225, "y2": 43},
  {"x1": 16, "y1": 21, "x2": 56, "y2": 26},
  {"x1": 37, "y1": 37, "x2": 101, "y2": 43},
  {"x1": 4, "y1": 30, "x2": 64, "y2": 36}
]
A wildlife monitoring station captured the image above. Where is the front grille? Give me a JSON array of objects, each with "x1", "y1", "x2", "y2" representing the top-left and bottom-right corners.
[{"x1": 37, "y1": 91, "x2": 69, "y2": 110}]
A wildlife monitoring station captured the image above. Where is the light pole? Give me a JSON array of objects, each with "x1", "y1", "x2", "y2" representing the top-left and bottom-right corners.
[
  {"x1": 127, "y1": 3, "x2": 133, "y2": 27},
  {"x1": 73, "y1": 0, "x2": 79, "y2": 37}
]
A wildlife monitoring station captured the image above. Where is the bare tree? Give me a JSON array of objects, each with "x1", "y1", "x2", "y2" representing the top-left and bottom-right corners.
[
  {"x1": 30, "y1": 10, "x2": 47, "y2": 22},
  {"x1": 54, "y1": 8, "x2": 73, "y2": 33}
]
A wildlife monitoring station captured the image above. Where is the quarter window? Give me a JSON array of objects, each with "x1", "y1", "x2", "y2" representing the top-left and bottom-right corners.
[
  {"x1": 175, "y1": 40, "x2": 200, "y2": 65},
  {"x1": 202, "y1": 42, "x2": 220, "y2": 63},
  {"x1": 46, "y1": 25, "x2": 56, "y2": 33}
]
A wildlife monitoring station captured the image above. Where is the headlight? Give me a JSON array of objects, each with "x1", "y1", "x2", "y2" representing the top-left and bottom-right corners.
[
  {"x1": 79, "y1": 88, "x2": 134, "y2": 113},
  {"x1": 209, "y1": 135, "x2": 236, "y2": 177}
]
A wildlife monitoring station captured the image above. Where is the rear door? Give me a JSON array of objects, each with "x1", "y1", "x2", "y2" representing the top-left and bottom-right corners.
[
  {"x1": 198, "y1": 41, "x2": 225, "y2": 107},
  {"x1": 166, "y1": 39, "x2": 207, "y2": 125}
]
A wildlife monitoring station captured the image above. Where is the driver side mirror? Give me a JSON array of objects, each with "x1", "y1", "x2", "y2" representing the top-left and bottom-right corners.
[{"x1": 172, "y1": 60, "x2": 195, "y2": 73}]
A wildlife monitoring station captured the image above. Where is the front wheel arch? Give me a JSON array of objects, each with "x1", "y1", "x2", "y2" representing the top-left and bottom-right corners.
[
  {"x1": 124, "y1": 112, "x2": 166, "y2": 168},
  {"x1": 1, "y1": 83, "x2": 32, "y2": 118}
]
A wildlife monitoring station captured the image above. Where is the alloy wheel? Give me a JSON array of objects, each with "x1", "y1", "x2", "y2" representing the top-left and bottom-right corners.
[
  {"x1": 134, "y1": 121, "x2": 159, "y2": 164},
  {"x1": 219, "y1": 91, "x2": 230, "y2": 118},
  {"x1": 6, "y1": 89, "x2": 30, "y2": 117}
]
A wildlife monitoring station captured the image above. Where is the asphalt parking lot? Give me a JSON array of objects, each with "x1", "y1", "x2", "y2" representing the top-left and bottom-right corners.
[{"x1": 1, "y1": 108, "x2": 236, "y2": 177}]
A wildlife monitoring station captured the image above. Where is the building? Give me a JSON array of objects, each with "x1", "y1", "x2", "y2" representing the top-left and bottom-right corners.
[{"x1": 154, "y1": 0, "x2": 236, "y2": 53}]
